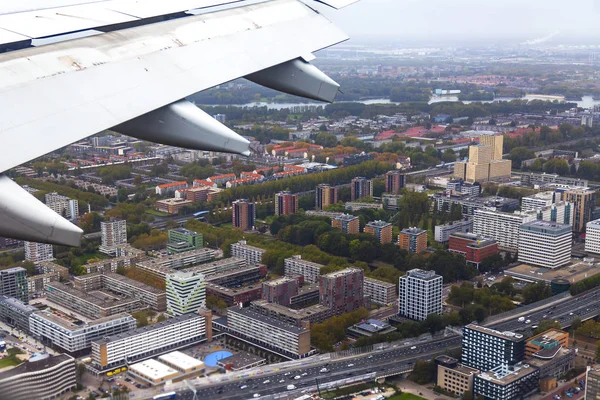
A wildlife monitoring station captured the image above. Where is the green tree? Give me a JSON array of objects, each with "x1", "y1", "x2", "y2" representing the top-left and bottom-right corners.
[
  {"x1": 314, "y1": 133, "x2": 337, "y2": 148},
  {"x1": 533, "y1": 319, "x2": 562, "y2": 335},
  {"x1": 508, "y1": 147, "x2": 535, "y2": 169},
  {"x1": 522, "y1": 282, "x2": 552, "y2": 304}
]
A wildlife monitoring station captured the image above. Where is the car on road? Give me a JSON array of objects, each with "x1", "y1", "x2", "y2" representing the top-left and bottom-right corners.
[
  {"x1": 279, "y1": 379, "x2": 285, "y2": 383},
  {"x1": 319, "y1": 368, "x2": 328, "y2": 373},
  {"x1": 301, "y1": 372, "x2": 308, "y2": 376},
  {"x1": 240, "y1": 385, "x2": 248, "y2": 390},
  {"x1": 294, "y1": 375, "x2": 301, "y2": 380},
  {"x1": 410, "y1": 346, "x2": 416, "y2": 350},
  {"x1": 287, "y1": 385, "x2": 296, "y2": 390},
  {"x1": 284, "y1": 372, "x2": 291, "y2": 376},
  {"x1": 347, "y1": 363, "x2": 354, "y2": 367},
  {"x1": 262, "y1": 380, "x2": 270, "y2": 384},
  {"x1": 253, "y1": 394, "x2": 261, "y2": 398},
  {"x1": 525, "y1": 319, "x2": 531, "y2": 324}
]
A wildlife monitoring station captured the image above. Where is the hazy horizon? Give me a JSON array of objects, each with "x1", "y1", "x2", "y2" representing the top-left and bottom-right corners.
[{"x1": 317, "y1": 0, "x2": 600, "y2": 45}]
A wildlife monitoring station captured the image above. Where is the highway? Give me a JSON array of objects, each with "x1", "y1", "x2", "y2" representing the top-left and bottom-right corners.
[{"x1": 155, "y1": 286, "x2": 600, "y2": 400}]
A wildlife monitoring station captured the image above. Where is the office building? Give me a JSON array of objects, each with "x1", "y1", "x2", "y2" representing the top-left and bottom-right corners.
[
  {"x1": 585, "y1": 367, "x2": 600, "y2": 399},
  {"x1": 521, "y1": 191, "x2": 561, "y2": 212},
  {"x1": 232, "y1": 199, "x2": 256, "y2": 230},
  {"x1": 230, "y1": 240, "x2": 265, "y2": 266},
  {"x1": 398, "y1": 227, "x2": 427, "y2": 254},
  {"x1": 91, "y1": 313, "x2": 207, "y2": 371},
  {"x1": 167, "y1": 228, "x2": 203, "y2": 254},
  {"x1": 24, "y1": 241, "x2": 53, "y2": 262},
  {"x1": 521, "y1": 191, "x2": 574, "y2": 227},
  {"x1": 385, "y1": 170, "x2": 405, "y2": 194},
  {"x1": 398, "y1": 269, "x2": 442, "y2": 321},
  {"x1": 473, "y1": 209, "x2": 536, "y2": 251},
  {"x1": 454, "y1": 133, "x2": 511, "y2": 183},
  {"x1": 0, "y1": 353, "x2": 76, "y2": 400},
  {"x1": 448, "y1": 232, "x2": 499, "y2": 267},
  {"x1": 525, "y1": 329, "x2": 569, "y2": 358},
  {"x1": 436, "y1": 355, "x2": 478, "y2": 397},
  {"x1": 331, "y1": 214, "x2": 360, "y2": 234},
  {"x1": 518, "y1": 221, "x2": 571, "y2": 269},
  {"x1": 319, "y1": 268, "x2": 364, "y2": 315},
  {"x1": 100, "y1": 218, "x2": 127, "y2": 256},
  {"x1": 0, "y1": 295, "x2": 36, "y2": 333},
  {"x1": 284, "y1": 255, "x2": 323, "y2": 284},
  {"x1": 526, "y1": 329, "x2": 574, "y2": 385},
  {"x1": 434, "y1": 192, "x2": 520, "y2": 217},
  {"x1": 462, "y1": 324, "x2": 525, "y2": 371},
  {"x1": 275, "y1": 191, "x2": 299, "y2": 216},
  {"x1": 363, "y1": 277, "x2": 396, "y2": 306},
  {"x1": 446, "y1": 180, "x2": 481, "y2": 197},
  {"x1": 474, "y1": 363, "x2": 539, "y2": 400},
  {"x1": 315, "y1": 184, "x2": 338, "y2": 210},
  {"x1": 262, "y1": 277, "x2": 299, "y2": 306},
  {"x1": 364, "y1": 220, "x2": 393, "y2": 244},
  {"x1": 586, "y1": 218, "x2": 600, "y2": 254},
  {"x1": 220, "y1": 306, "x2": 312, "y2": 359},
  {"x1": 155, "y1": 198, "x2": 193, "y2": 214},
  {"x1": 166, "y1": 271, "x2": 206, "y2": 316},
  {"x1": 563, "y1": 188, "x2": 597, "y2": 232},
  {"x1": 73, "y1": 272, "x2": 167, "y2": 311},
  {"x1": 434, "y1": 218, "x2": 473, "y2": 243},
  {"x1": 0, "y1": 267, "x2": 28, "y2": 303},
  {"x1": 30, "y1": 311, "x2": 136, "y2": 353},
  {"x1": 46, "y1": 282, "x2": 141, "y2": 319},
  {"x1": 351, "y1": 177, "x2": 373, "y2": 200},
  {"x1": 45, "y1": 192, "x2": 79, "y2": 220}
]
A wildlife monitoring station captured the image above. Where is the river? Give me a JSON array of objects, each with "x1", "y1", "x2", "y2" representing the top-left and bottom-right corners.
[{"x1": 207, "y1": 95, "x2": 600, "y2": 110}]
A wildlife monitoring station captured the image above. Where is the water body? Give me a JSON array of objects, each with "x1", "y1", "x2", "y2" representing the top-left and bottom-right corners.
[
  {"x1": 203, "y1": 350, "x2": 233, "y2": 367},
  {"x1": 213, "y1": 95, "x2": 600, "y2": 110}
]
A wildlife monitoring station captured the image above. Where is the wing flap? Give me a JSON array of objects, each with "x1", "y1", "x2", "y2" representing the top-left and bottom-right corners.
[{"x1": 0, "y1": 0, "x2": 348, "y2": 173}]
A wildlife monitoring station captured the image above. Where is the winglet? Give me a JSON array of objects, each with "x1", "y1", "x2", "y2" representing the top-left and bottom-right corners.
[{"x1": 313, "y1": 0, "x2": 360, "y2": 9}]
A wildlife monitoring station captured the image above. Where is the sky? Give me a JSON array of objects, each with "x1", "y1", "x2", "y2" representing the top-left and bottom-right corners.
[{"x1": 317, "y1": 0, "x2": 600, "y2": 44}]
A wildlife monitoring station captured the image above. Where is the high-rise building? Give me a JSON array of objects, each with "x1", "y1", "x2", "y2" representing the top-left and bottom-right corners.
[
  {"x1": 585, "y1": 218, "x2": 600, "y2": 254},
  {"x1": 474, "y1": 363, "x2": 540, "y2": 400},
  {"x1": 274, "y1": 191, "x2": 298, "y2": 216},
  {"x1": 166, "y1": 271, "x2": 206, "y2": 316},
  {"x1": 385, "y1": 171, "x2": 405, "y2": 194},
  {"x1": 331, "y1": 214, "x2": 360, "y2": 234},
  {"x1": 473, "y1": 209, "x2": 536, "y2": 251},
  {"x1": 319, "y1": 268, "x2": 364, "y2": 315},
  {"x1": 315, "y1": 184, "x2": 338, "y2": 210},
  {"x1": 585, "y1": 366, "x2": 600, "y2": 399},
  {"x1": 350, "y1": 177, "x2": 373, "y2": 201},
  {"x1": 167, "y1": 228, "x2": 203, "y2": 254},
  {"x1": 232, "y1": 199, "x2": 255, "y2": 230},
  {"x1": 398, "y1": 269, "x2": 442, "y2": 321},
  {"x1": 100, "y1": 219, "x2": 127, "y2": 256},
  {"x1": 563, "y1": 188, "x2": 597, "y2": 232},
  {"x1": 448, "y1": 232, "x2": 499, "y2": 268},
  {"x1": 364, "y1": 220, "x2": 393, "y2": 244},
  {"x1": 24, "y1": 241, "x2": 54, "y2": 262},
  {"x1": 45, "y1": 192, "x2": 79, "y2": 220},
  {"x1": 462, "y1": 324, "x2": 525, "y2": 371},
  {"x1": 521, "y1": 191, "x2": 574, "y2": 228},
  {"x1": 454, "y1": 133, "x2": 511, "y2": 183},
  {"x1": 262, "y1": 277, "x2": 299, "y2": 306},
  {"x1": 518, "y1": 221, "x2": 571, "y2": 269},
  {"x1": 0, "y1": 267, "x2": 28, "y2": 303},
  {"x1": 398, "y1": 227, "x2": 427, "y2": 254}
]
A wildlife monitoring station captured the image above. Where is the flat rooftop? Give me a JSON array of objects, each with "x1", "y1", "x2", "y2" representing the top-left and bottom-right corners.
[
  {"x1": 506, "y1": 261, "x2": 600, "y2": 284},
  {"x1": 129, "y1": 359, "x2": 177, "y2": 381},
  {"x1": 466, "y1": 324, "x2": 524, "y2": 342},
  {"x1": 251, "y1": 299, "x2": 329, "y2": 320},
  {"x1": 520, "y1": 220, "x2": 572, "y2": 235},
  {"x1": 217, "y1": 351, "x2": 264, "y2": 368},
  {"x1": 478, "y1": 363, "x2": 537, "y2": 385},
  {"x1": 0, "y1": 295, "x2": 37, "y2": 314},
  {"x1": 231, "y1": 241, "x2": 266, "y2": 253},
  {"x1": 364, "y1": 277, "x2": 396, "y2": 288},
  {"x1": 529, "y1": 328, "x2": 568, "y2": 344},
  {"x1": 47, "y1": 282, "x2": 139, "y2": 308},
  {"x1": 322, "y1": 267, "x2": 362, "y2": 279},
  {"x1": 228, "y1": 306, "x2": 309, "y2": 335},
  {"x1": 32, "y1": 309, "x2": 132, "y2": 331},
  {"x1": 263, "y1": 276, "x2": 297, "y2": 287},
  {"x1": 158, "y1": 351, "x2": 204, "y2": 370},
  {"x1": 0, "y1": 354, "x2": 73, "y2": 380},
  {"x1": 103, "y1": 272, "x2": 165, "y2": 294}
]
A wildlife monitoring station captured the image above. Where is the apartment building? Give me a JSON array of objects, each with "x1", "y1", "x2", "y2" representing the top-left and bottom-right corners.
[
  {"x1": 462, "y1": 324, "x2": 525, "y2": 371},
  {"x1": 27, "y1": 272, "x2": 59, "y2": 297},
  {"x1": 206, "y1": 283, "x2": 263, "y2": 307},
  {"x1": 250, "y1": 300, "x2": 331, "y2": 328},
  {"x1": 91, "y1": 313, "x2": 207, "y2": 372},
  {"x1": 24, "y1": 241, "x2": 54, "y2": 262},
  {"x1": 219, "y1": 306, "x2": 312, "y2": 359},
  {"x1": 398, "y1": 269, "x2": 442, "y2": 321},
  {"x1": 398, "y1": 228, "x2": 427, "y2": 254},
  {"x1": 434, "y1": 218, "x2": 473, "y2": 243},
  {"x1": 315, "y1": 184, "x2": 338, "y2": 210},
  {"x1": 30, "y1": 311, "x2": 136, "y2": 353},
  {"x1": 284, "y1": 255, "x2": 323, "y2": 284},
  {"x1": 585, "y1": 218, "x2": 600, "y2": 254},
  {"x1": 331, "y1": 214, "x2": 360, "y2": 234},
  {"x1": 45, "y1": 192, "x2": 79, "y2": 220},
  {"x1": 363, "y1": 277, "x2": 396, "y2": 306},
  {"x1": 518, "y1": 221, "x2": 571, "y2": 269},
  {"x1": 46, "y1": 282, "x2": 142, "y2": 319},
  {"x1": 262, "y1": 277, "x2": 299, "y2": 306},
  {"x1": 385, "y1": 170, "x2": 405, "y2": 194},
  {"x1": 232, "y1": 199, "x2": 256, "y2": 230},
  {"x1": 0, "y1": 267, "x2": 28, "y2": 303},
  {"x1": 319, "y1": 268, "x2": 364, "y2": 315},
  {"x1": 0, "y1": 354, "x2": 76, "y2": 400},
  {"x1": 166, "y1": 271, "x2": 206, "y2": 316},
  {"x1": 100, "y1": 219, "x2": 127, "y2": 256},
  {"x1": 563, "y1": 187, "x2": 597, "y2": 232},
  {"x1": 274, "y1": 191, "x2": 299, "y2": 216},
  {"x1": 364, "y1": 220, "x2": 393, "y2": 244},
  {"x1": 155, "y1": 181, "x2": 189, "y2": 196},
  {"x1": 473, "y1": 209, "x2": 536, "y2": 251},
  {"x1": 230, "y1": 240, "x2": 265, "y2": 266},
  {"x1": 351, "y1": 177, "x2": 373, "y2": 201}
]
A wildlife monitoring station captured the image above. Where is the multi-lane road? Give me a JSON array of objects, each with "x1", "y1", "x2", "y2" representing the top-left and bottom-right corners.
[{"x1": 159, "y1": 286, "x2": 600, "y2": 400}]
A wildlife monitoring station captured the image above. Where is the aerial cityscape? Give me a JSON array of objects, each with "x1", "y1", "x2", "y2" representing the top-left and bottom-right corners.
[{"x1": 3, "y1": 1, "x2": 600, "y2": 400}]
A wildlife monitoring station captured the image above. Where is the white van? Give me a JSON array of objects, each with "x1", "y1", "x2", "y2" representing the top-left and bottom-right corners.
[
  {"x1": 518, "y1": 317, "x2": 525, "y2": 322},
  {"x1": 287, "y1": 384, "x2": 296, "y2": 390}
]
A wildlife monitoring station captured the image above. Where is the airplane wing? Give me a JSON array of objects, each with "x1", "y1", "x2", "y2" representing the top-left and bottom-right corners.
[{"x1": 0, "y1": 0, "x2": 356, "y2": 247}]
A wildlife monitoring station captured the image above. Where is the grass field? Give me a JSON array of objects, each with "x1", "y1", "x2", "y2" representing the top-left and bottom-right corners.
[
  {"x1": 387, "y1": 394, "x2": 427, "y2": 400},
  {"x1": 0, "y1": 356, "x2": 19, "y2": 369}
]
